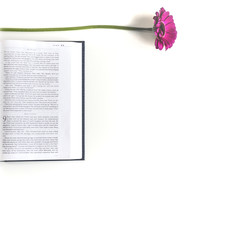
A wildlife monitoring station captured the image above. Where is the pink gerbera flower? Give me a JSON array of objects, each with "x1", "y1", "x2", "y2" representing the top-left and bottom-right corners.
[{"x1": 153, "y1": 8, "x2": 177, "y2": 50}]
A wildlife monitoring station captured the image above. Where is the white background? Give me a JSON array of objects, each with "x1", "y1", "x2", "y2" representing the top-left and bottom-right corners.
[{"x1": 0, "y1": 0, "x2": 240, "y2": 239}]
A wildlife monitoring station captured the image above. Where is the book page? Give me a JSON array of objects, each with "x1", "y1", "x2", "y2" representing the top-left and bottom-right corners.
[
  {"x1": 0, "y1": 40, "x2": 72, "y2": 161},
  {"x1": 0, "y1": 43, "x2": 3, "y2": 160}
]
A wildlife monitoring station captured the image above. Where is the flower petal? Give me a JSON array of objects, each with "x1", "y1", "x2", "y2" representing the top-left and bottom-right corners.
[
  {"x1": 165, "y1": 22, "x2": 176, "y2": 31},
  {"x1": 158, "y1": 40, "x2": 164, "y2": 50},
  {"x1": 161, "y1": 11, "x2": 170, "y2": 21},
  {"x1": 159, "y1": 8, "x2": 165, "y2": 17},
  {"x1": 155, "y1": 38, "x2": 159, "y2": 49},
  {"x1": 163, "y1": 15, "x2": 173, "y2": 25}
]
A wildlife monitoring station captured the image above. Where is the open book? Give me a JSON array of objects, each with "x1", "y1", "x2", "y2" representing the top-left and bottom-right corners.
[{"x1": 0, "y1": 40, "x2": 85, "y2": 161}]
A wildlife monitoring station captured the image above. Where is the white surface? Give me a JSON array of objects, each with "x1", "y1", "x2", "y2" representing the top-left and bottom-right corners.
[{"x1": 0, "y1": 0, "x2": 240, "y2": 239}]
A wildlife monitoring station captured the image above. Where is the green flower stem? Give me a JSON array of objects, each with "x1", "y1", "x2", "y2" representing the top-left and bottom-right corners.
[{"x1": 0, "y1": 25, "x2": 153, "y2": 32}]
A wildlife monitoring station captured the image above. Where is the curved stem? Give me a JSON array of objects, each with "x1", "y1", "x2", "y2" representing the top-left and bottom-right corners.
[{"x1": 0, "y1": 25, "x2": 153, "y2": 32}]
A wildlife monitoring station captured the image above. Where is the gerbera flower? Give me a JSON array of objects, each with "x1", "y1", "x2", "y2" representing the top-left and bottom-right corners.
[
  {"x1": 1, "y1": 8, "x2": 177, "y2": 51},
  {"x1": 153, "y1": 8, "x2": 177, "y2": 50}
]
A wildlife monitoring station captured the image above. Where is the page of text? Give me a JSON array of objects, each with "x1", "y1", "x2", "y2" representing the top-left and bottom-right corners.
[{"x1": 0, "y1": 40, "x2": 71, "y2": 160}]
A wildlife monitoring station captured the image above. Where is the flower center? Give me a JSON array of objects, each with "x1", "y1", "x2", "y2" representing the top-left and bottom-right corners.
[{"x1": 160, "y1": 22, "x2": 165, "y2": 37}]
